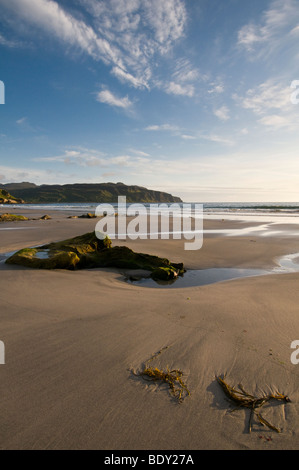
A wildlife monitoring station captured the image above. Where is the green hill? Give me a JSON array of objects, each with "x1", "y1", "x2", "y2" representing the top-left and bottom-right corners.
[{"x1": 0, "y1": 182, "x2": 182, "y2": 204}]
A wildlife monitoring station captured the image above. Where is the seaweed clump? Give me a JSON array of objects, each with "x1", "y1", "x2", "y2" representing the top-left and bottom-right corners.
[
  {"x1": 216, "y1": 375, "x2": 291, "y2": 433},
  {"x1": 133, "y1": 346, "x2": 190, "y2": 403}
]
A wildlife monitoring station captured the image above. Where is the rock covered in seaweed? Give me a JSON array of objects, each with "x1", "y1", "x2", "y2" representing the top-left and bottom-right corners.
[
  {"x1": 7, "y1": 248, "x2": 80, "y2": 270},
  {"x1": 5, "y1": 231, "x2": 185, "y2": 281},
  {"x1": 0, "y1": 213, "x2": 28, "y2": 222},
  {"x1": 5, "y1": 232, "x2": 111, "y2": 270}
]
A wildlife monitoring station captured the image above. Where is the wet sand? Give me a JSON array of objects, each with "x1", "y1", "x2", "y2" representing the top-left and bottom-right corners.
[{"x1": 0, "y1": 207, "x2": 299, "y2": 449}]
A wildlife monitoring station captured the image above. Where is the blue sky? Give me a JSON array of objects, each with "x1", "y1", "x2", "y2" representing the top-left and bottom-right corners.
[{"x1": 0, "y1": 0, "x2": 299, "y2": 202}]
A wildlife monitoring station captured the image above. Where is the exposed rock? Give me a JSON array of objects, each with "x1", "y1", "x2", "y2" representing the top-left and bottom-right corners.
[
  {"x1": 39, "y1": 214, "x2": 52, "y2": 220},
  {"x1": 150, "y1": 267, "x2": 179, "y2": 281},
  {"x1": 0, "y1": 213, "x2": 28, "y2": 222},
  {"x1": 6, "y1": 232, "x2": 185, "y2": 283},
  {"x1": 0, "y1": 198, "x2": 25, "y2": 204},
  {"x1": 70, "y1": 213, "x2": 107, "y2": 218},
  {"x1": 0, "y1": 189, "x2": 25, "y2": 204},
  {"x1": 7, "y1": 248, "x2": 80, "y2": 270},
  {"x1": 78, "y1": 213, "x2": 97, "y2": 218}
]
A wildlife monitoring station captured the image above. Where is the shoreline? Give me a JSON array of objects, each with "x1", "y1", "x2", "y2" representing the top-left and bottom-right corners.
[{"x1": 0, "y1": 208, "x2": 299, "y2": 449}]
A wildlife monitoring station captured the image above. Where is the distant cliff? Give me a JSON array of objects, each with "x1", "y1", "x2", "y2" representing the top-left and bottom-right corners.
[{"x1": 0, "y1": 182, "x2": 182, "y2": 204}]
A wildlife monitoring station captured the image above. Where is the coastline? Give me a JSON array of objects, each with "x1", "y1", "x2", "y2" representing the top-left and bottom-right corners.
[{"x1": 0, "y1": 207, "x2": 299, "y2": 449}]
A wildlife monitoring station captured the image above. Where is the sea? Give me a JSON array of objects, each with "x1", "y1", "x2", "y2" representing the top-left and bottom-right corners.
[{"x1": 4, "y1": 201, "x2": 299, "y2": 218}]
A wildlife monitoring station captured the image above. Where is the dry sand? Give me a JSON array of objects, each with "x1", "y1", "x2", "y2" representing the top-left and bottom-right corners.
[{"x1": 0, "y1": 207, "x2": 299, "y2": 450}]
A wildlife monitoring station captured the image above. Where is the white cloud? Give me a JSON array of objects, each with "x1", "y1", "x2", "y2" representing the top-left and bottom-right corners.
[
  {"x1": 129, "y1": 149, "x2": 151, "y2": 157},
  {"x1": 16, "y1": 116, "x2": 37, "y2": 131},
  {"x1": 181, "y1": 134, "x2": 196, "y2": 140},
  {"x1": 200, "y1": 134, "x2": 235, "y2": 146},
  {"x1": 143, "y1": 0, "x2": 186, "y2": 50},
  {"x1": 96, "y1": 89, "x2": 133, "y2": 109},
  {"x1": 111, "y1": 66, "x2": 150, "y2": 89},
  {"x1": 157, "y1": 58, "x2": 200, "y2": 97},
  {"x1": 170, "y1": 58, "x2": 200, "y2": 83},
  {"x1": 238, "y1": 0, "x2": 299, "y2": 57},
  {"x1": 208, "y1": 84, "x2": 224, "y2": 94},
  {"x1": 144, "y1": 124, "x2": 179, "y2": 132},
  {"x1": 33, "y1": 147, "x2": 107, "y2": 166},
  {"x1": 32, "y1": 146, "x2": 148, "y2": 169},
  {"x1": 165, "y1": 81, "x2": 194, "y2": 97},
  {"x1": 240, "y1": 128, "x2": 249, "y2": 135},
  {"x1": 235, "y1": 79, "x2": 296, "y2": 130},
  {"x1": 0, "y1": 0, "x2": 201, "y2": 109},
  {"x1": 238, "y1": 80, "x2": 291, "y2": 115},
  {"x1": 214, "y1": 106, "x2": 230, "y2": 121},
  {"x1": 0, "y1": 164, "x2": 69, "y2": 184},
  {"x1": 16, "y1": 117, "x2": 27, "y2": 125},
  {"x1": 1, "y1": 0, "x2": 124, "y2": 66},
  {"x1": 258, "y1": 114, "x2": 291, "y2": 129},
  {"x1": 0, "y1": 32, "x2": 23, "y2": 48},
  {"x1": 238, "y1": 24, "x2": 264, "y2": 51},
  {"x1": 290, "y1": 25, "x2": 299, "y2": 35},
  {"x1": 1, "y1": 0, "x2": 190, "y2": 96}
]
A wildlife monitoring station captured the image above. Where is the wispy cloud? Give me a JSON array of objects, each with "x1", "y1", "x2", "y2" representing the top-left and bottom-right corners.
[
  {"x1": 236, "y1": 80, "x2": 291, "y2": 115},
  {"x1": 0, "y1": 32, "x2": 23, "y2": 48},
  {"x1": 144, "y1": 123, "x2": 180, "y2": 132},
  {"x1": 33, "y1": 147, "x2": 107, "y2": 166},
  {"x1": 33, "y1": 146, "x2": 147, "y2": 168},
  {"x1": 164, "y1": 81, "x2": 194, "y2": 97},
  {"x1": 157, "y1": 58, "x2": 199, "y2": 97},
  {"x1": 111, "y1": 66, "x2": 150, "y2": 89},
  {"x1": 16, "y1": 117, "x2": 27, "y2": 125},
  {"x1": 214, "y1": 106, "x2": 230, "y2": 121},
  {"x1": 171, "y1": 58, "x2": 200, "y2": 83},
  {"x1": 16, "y1": 116, "x2": 37, "y2": 132},
  {"x1": 1, "y1": 0, "x2": 123, "y2": 66},
  {"x1": 234, "y1": 79, "x2": 297, "y2": 130},
  {"x1": 208, "y1": 84, "x2": 224, "y2": 94},
  {"x1": 1, "y1": 0, "x2": 189, "y2": 95},
  {"x1": 96, "y1": 88, "x2": 133, "y2": 109},
  {"x1": 128, "y1": 148, "x2": 151, "y2": 157},
  {"x1": 237, "y1": 0, "x2": 299, "y2": 58},
  {"x1": 0, "y1": 164, "x2": 68, "y2": 184},
  {"x1": 181, "y1": 134, "x2": 196, "y2": 140},
  {"x1": 258, "y1": 114, "x2": 292, "y2": 129},
  {"x1": 199, "y1": 133, "x2": 235, "y2": 146}
]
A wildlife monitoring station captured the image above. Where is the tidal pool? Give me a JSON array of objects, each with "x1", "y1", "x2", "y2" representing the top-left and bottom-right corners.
[{"x1": 125, "y1": 253, "x2": 299, "y2": 289}]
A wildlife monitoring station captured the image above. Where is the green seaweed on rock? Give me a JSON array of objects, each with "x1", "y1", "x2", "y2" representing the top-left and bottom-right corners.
[
  {"x1": 5, "y1": 231, "x2": 185, "y2": 282},
  {"x1": 0, "y1": 213, "x2": 28, "y2": 222}
]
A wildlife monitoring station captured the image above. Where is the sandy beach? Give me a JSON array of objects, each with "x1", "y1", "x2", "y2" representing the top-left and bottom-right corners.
[{"x1": 0, "y1": 207, "x2": 299, "y2": 450}]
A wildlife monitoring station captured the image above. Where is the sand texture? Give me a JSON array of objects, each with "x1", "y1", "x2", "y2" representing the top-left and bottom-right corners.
[{"x1": 0, "y1": 208, "x2": 299, "y2": 450}]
